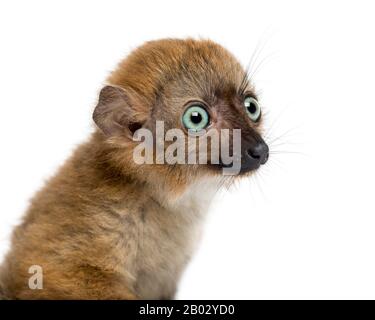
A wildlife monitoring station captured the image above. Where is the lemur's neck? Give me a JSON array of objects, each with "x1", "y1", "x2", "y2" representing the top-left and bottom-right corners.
[{"x1": 155, "y1": 176, "x2": 223, "y2": 215}]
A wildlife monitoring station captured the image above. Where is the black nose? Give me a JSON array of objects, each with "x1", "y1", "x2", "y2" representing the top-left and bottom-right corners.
[
  {"x1": 241, "y1": 141, "x2": 269, "y2": 172},
  {"x1": 247, "y1": 142, "x2": 269, "y2": 165}
]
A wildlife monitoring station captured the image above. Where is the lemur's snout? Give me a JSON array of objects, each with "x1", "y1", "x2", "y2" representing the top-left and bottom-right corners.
[
  {"x1": 247, "y1": 142, "x2": 269, "y2": 164},
  {"x1": 241, "y1": 140, "x2": 269, "y2": 172}
]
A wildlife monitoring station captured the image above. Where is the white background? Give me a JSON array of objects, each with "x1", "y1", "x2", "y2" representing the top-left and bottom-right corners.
[{"x1": 1, "y1": 0, "x2": 375, "y2": 299}]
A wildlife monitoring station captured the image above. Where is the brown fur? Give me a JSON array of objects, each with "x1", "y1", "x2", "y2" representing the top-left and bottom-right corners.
[{"x1": 0, "y1": 38, "x2": 264, "y2": 299}]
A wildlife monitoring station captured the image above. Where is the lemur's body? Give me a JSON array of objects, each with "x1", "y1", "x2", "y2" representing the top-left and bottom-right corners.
[{"x1": 0, "y1": 39, "x2": 268, "y2": 299}]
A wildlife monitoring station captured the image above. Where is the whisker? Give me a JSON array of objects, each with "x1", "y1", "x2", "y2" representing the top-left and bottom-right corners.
[
  {"x1": 249, "y1": 51, "x2": 278, "y2": 82},
  {"x1": 239, "y1": 30, "x2": 275, "y2": 95},
  {"x1": 254, "y1": 170, "x2": 268, "y2": 202},
  {"x1": 267, "y1": 126, "x2": 302, "y2": 145},
  {"x1": 270, "y1": 150, "x2": 308, "y2": 156},
  {"x1": 266, "y1": 158, "x2": 286, "y2": 172},
  {"x1": 264, "y1": 106, "x2": 296, "y2": 141},
  {"x1": 269, "y1": 141, "x2": 304, "y2": 148}
]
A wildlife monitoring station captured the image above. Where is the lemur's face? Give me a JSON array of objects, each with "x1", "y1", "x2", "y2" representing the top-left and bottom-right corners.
[
  {"x1": 93, "y1": 39, "x2": 269, "y2": 189},
  {"x1": 149, "y1": 68, "x2": 269, "y2": 175}
]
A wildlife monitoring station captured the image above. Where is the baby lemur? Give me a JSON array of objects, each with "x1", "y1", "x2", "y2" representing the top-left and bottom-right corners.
[{"x1": 0, "y1": 38, "x2": 269, "y2": 299}]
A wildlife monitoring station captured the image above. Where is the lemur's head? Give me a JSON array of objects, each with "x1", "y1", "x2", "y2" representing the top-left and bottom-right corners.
[{"x1": 93, "y1": 39, "x2": 269, "y2": 194}]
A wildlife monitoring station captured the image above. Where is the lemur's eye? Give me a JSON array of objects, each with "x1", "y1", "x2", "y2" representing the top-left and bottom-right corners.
[
  {"x1": 182, "y1": 105, "x2": 210, "y2": 131},
  {"x1": 244, "y1": 96, "x2": 261, "y2": 122}
]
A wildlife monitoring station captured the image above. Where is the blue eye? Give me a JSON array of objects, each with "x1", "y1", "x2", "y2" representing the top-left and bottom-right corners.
[
  {"x1": 244, "y1": 96, "x2": 261, "y2": 122},
  {"x1": 182, "y1": 105, "x2": 210, "y2": 131}
]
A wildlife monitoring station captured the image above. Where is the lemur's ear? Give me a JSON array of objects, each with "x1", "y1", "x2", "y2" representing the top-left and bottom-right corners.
[{"x1": 93, "y1": 85, "x2": 143, "y2": 137}]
